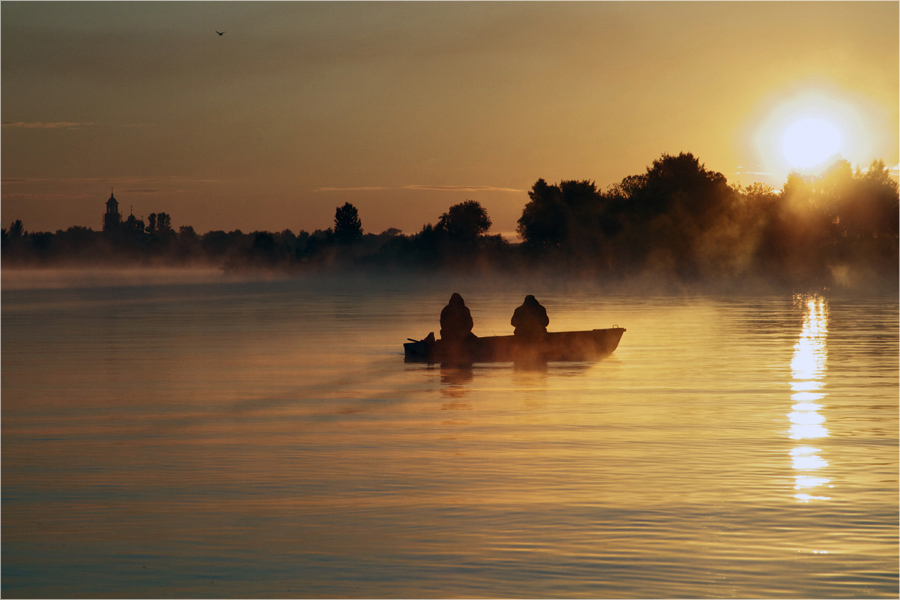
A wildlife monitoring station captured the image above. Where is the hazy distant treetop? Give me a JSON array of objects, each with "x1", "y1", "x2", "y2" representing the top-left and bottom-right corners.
[
  {"x1": 737, "y1": 182, "x2": 779, "y2": 207},
  {"x1": 861, "y1": 159, "x2": 898, "y2": 192}
]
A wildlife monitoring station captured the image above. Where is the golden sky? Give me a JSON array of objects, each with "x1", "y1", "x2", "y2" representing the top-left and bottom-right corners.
[{"x1": 2, "y1": 2, "x2": 897, "y2": 236}]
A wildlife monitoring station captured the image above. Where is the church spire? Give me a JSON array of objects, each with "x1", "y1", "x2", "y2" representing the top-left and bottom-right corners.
[{"x1": 103, "y1": 188, "x2": 121, "y2": 232}]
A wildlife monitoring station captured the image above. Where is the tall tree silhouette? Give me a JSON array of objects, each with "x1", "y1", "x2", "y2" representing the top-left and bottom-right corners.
[
  {"x1": 147, "y1": 212, "x2": 173, "y2": 236},
  {"x1": 333, "y1": 202, "x2": 363, "y2": 245},
  {"x1": 8, "y1": 219, "x2": 25, "y2": 239}
]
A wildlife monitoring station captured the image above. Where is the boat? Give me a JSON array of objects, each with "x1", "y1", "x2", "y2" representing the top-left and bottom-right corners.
[{"x1": 404, "y1": 327, "x2": 625, "y2": 364}]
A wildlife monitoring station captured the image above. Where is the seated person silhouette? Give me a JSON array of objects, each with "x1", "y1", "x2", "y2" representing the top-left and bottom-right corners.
[
  {"x1": 440, "y1": 293, "x2": 475, "y2": 343},
  {"x1": 511, "y1": 295, "x2": 549, "y2": 338}
]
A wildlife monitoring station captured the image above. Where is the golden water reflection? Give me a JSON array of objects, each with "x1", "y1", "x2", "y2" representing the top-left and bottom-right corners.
[{"x1": 789, "y1": 294, "x2": 831, "y2": 502}]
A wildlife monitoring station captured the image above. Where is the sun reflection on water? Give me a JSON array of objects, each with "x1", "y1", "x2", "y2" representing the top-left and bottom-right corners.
[{"x1": 789, "y1": 294, "x2": 830, "y2": 502}]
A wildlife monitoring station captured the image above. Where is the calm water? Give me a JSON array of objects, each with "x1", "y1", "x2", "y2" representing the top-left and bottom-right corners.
[{"x1": 2, "y1": 271, "x2": 898, "y2": 598}]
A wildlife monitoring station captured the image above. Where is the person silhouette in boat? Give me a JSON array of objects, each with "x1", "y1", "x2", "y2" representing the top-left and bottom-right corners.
[
  {"x1": 440, "y1": 293, "x2": 476, "y2": 343},
  {"x1": 511, "y1": 295, "x2": 549, "y2": 339}
]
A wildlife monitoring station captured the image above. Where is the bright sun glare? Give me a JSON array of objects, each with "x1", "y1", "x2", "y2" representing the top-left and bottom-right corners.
[
  {"x1": 781, "y1": 117, "x2": 844, "y2": 170},
  {"x1": 751, "y1": 89, "x2": 875, "y2": 182}
]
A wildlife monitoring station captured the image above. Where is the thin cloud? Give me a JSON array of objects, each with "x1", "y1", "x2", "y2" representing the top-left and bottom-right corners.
[
  {"x1": 2, "y1": 176, "x2": 224, "y2": 186},
  {"x1": 1, "y1": 177, "x2": 105, "y2": 185},
  {"x1": 2, "y1": 121, "x2": 93, "y2": 129},
  {"x1": 1, "y1": 192, "x2": 95, "y2": 201},
  {"x1": 314, "y1": 186, "x2": 392, "y2": 192},
  {"x1": 403, "y1": 184, "x2": 524, "y2": 193},
  {"x1": 315, "y1": 184, "x2": 524, "y2": 193}
]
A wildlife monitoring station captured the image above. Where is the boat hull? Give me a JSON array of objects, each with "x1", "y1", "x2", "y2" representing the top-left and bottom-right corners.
[{"x1": 404, "y1": 327, "x2": 625, "y2": 364}]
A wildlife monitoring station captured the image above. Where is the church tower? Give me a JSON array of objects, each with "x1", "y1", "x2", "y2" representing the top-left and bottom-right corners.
[{"x1": 103, "y1": 190, "x2": 121, "y2": 232}]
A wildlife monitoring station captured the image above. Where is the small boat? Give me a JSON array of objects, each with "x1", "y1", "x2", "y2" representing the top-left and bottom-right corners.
[{"x1": 404, "y1": 327, "x2": 625, "y2": 364}]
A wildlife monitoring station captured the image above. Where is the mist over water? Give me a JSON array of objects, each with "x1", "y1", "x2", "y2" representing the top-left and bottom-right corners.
[
  {"x1": 2, "y1": 271, "x2": 897, "y2": 598},
  {"x1": 0, "y1": 265, "x2": 281, "y2": 291}
]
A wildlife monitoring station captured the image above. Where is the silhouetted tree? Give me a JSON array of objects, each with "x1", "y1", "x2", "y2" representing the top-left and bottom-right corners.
[
  {"x1": 837, "y1": 160, "x2": 898, "y2": 239},
  {"x1": 761, "y1": 159, "x2": 899, "y2": 287},
  {"x1": 29, "y1": 232, "x2": 54, "y2": 259},
  {"x1": 516, "y1": 179, "x2": 609, "y2": 261},
  {"x1": 603, "y1": 152, "x2": 735, "y2": 278},
  {"x1": 160, "y1": 213, "x2": 172, "y2": 235},
  {"x1": 277, "y1": 229, "x2": 298, "y2": 254},
  {"x1": 175, "y1": 225, "x2": 199, "y2": 260},
  {"x1": 147, "y1": 212, "x2": 173, "y2": 237},
  {"x1": 202, "y1": 230, "x2": 250, "y2": 263},
  {"x1": 33, "y1": 226, "x2": 106, "y2": 263},
  {"x1": 297, "y1": 228, "x2": 334, "y2": 261},
  {"x1": 558, "y1": 180, "x2": 606, "y2": 255},
  {"x1": 411, "y1": 223, "x2": 441, "y2": 265},
  {"x1": 294, "y1": 230, "x2": 311, "y2": 257},
  {"x1": 8, "y1": 219, "x2": 25, "y2": 240},
  {"x1": 250, "y1": 231, "x2": 280, "y2": 264},
  {"x1": 436, "y1": 200, "x2": 492, "y2": 240},
  {"x1": 2, "y1": 220, "x2": 26, "y2": 259},
  {"x1": 334, "y1": 202, "x2": 363, "y2": 245},
  {"x1": 517, "y1": 179, "x2": 568, "y2": 250},
  {"x1": 144, "y1": 212, "x2": 175, "y2": 256}
]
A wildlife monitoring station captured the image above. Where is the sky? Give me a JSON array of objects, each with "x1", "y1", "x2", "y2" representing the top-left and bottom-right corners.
[{"x1": 2, "y1": 1, "x2": 898, "y2": 237}]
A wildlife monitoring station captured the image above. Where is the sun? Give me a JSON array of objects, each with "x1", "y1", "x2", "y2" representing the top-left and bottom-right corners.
[
  {"x1": 747, "y1": 88, "x2": 876, "y2": 183},
  {"x1": 781, "y1": 116, "x2": 843, "y2": 171}
]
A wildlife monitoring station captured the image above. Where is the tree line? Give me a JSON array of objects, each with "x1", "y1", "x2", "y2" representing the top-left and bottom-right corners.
[{"x1": 3, "y1": 152, "x2": 897, "y2": 289}]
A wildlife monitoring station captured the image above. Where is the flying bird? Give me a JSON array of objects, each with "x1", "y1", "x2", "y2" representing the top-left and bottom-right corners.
[{"x1": 216, "y1": 31, "x2": 225, "y2": 36}]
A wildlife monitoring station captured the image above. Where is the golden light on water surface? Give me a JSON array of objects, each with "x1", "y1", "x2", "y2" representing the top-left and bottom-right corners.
[
  {"x1": 790, "y1": 296, "x2": 828, "y2": 381},
  {"x1": 789, "y1": 294, "x2": 831, "y2": 503}
]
